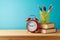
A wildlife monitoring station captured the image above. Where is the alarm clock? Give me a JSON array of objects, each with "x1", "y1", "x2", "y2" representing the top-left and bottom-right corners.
[{"x1": 26, "y1": 15, "x2": 39, "y2": 33}]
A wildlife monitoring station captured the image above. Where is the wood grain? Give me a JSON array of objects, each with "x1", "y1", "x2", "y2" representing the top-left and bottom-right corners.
[
  {"x1": 0, "y1": 36, "x2": 59, "y2": 40},
  {"x1": 0, "y1": 30, "x2": 59, "y2": 40},
  {"x1": 0, "y1": 30, "x2": 59, "y2": 36}
]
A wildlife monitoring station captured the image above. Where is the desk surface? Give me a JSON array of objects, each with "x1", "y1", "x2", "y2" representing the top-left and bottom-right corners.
[{"x1": 0, "y1": 30, "x2": 59, "y2": 36}]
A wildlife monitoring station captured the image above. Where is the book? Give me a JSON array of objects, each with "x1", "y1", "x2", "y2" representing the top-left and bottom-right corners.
[
  {"x1": 40, "y1": 28, "x2": 57, "y2": 33},
  {"x1": 40, "y1": 23, "x2": 54, "y2": 29}
]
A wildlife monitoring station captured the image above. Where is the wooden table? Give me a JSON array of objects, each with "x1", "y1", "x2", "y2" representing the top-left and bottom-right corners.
[{"x1": 0, "y1": 30, "x2": 60, "y2": 40}]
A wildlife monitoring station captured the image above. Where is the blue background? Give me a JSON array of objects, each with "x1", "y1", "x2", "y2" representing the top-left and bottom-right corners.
[{"x1": 0, "y1": 0, "x2": 60, "y2": 30}]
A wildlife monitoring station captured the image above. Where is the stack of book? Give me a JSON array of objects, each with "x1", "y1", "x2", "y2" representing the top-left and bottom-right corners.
[{"x1": 40, "y1": 23, "x2": 57, "y2": 33}]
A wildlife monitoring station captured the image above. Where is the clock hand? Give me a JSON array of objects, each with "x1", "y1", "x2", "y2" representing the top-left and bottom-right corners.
[{"x1": 29, "y1": 25, "x2": 33, "y2": 27}]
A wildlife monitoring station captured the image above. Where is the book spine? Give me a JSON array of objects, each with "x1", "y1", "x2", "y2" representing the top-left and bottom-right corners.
[
  {"x1": 40, "y1": 29, "x2": 57, "y2": 33},
  {"x1": 39, "y1": 23, "x2": 54, "y2": 29}
]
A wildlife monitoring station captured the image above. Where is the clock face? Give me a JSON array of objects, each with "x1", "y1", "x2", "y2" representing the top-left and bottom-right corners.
[{"x1": 27, "y1": 21, "x2": 37, "y2": 32}]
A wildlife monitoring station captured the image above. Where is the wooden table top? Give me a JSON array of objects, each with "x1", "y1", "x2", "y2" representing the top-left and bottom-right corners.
[{"x1": 0, "y1": 30, "x2": 59, "y2": 36}]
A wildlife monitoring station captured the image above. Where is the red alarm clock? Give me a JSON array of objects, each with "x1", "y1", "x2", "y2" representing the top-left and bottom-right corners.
[{"x1": 26, "y1": 15, "x2": 39, "y2": 33}]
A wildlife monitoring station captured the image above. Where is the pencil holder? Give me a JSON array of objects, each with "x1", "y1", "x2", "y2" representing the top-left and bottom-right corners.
[{"x1": 40, "y1": 11, "x2": 50, "y2": 24}]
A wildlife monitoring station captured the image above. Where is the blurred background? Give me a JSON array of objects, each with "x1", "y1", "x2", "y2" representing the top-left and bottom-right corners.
[{"x1": 0, "y1": 0, "x2": 60, "y2": 30}]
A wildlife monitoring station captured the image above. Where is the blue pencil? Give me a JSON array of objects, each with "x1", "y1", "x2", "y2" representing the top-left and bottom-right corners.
[{"x1": 43, "y1": 6, "x2": 46, "y2": 11}]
